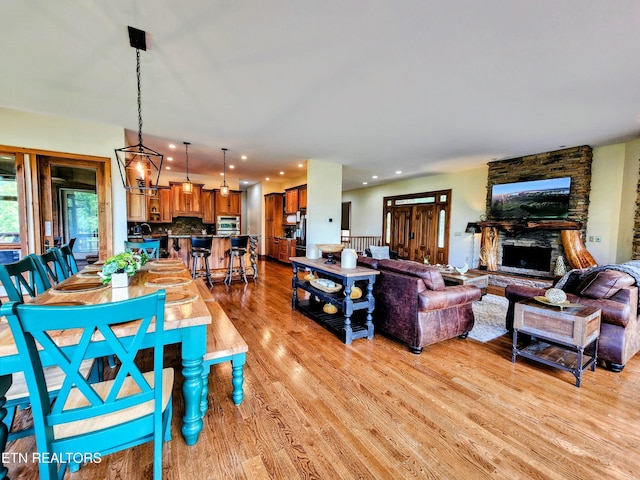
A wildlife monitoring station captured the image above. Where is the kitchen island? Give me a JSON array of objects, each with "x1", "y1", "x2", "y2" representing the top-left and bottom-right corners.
[{"x1": 170, "y1": 235, "x2": 258, "y2": 281}]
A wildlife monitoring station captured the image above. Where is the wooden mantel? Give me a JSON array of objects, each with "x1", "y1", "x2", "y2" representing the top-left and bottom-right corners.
[
  {"x1": 478, "y1": 219, "x2": 596, "y2": 271},
  {"x1": 476, "y1": 219, "x2": 581, "y2": 235}
]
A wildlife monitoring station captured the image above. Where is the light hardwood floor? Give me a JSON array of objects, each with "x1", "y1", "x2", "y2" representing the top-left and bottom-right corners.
[{"x1": 6, "y1": 259, "x2": 640, "y2": 479}]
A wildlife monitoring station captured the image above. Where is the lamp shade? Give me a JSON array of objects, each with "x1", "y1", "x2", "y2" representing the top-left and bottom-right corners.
[{"x1": 465, "y1": 222, "x2": 481, "y2": 234}]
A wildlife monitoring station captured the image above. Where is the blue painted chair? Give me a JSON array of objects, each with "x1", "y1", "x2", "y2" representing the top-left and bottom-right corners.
[
  {"x1": 36, "y1": 247, "x2": 71, "y2": 285},
  {"x1": 1, "y1": 290, "x2": 172, "y2": 479},
  {"x1": 0, "y1": 254, "x2": 51, "y2": 301},
  {"x1": 0, "y1": 260, "x2": 96, "y2": 442},
  {"x1": 125, "y1": 239, "x2": 160, "y2": 260},
  {"x1": 59, "y1": 241, "x2": 79, "y2": 275}
]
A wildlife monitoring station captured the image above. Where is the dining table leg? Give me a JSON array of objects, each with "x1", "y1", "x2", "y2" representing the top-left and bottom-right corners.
[
  {"x1": 181, "y1": 326, "x2": 207, "y2": 446},
  {"x1": 0, "y1": 374, "x2": 10, "y2": 480}
]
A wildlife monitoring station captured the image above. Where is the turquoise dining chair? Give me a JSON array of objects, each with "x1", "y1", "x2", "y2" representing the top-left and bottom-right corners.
[
  {"x1": 0, "y1": 254, "x2": 51, "y2": 300},
  {"x1": 125, "y1": 239, "x2": 160, "y2": 259},
  {"x1": 0, "y1": 261, "x2": 96, "y2": 442},
  {"x1": 1, "y1": 290, "x2": 172, "y2": 479},
  {"x1": 36, "y1": 247, "x2": 71, "y2": 285},
  {"x1": 59, "y1": 242, "x2": 79, "y2": 275}
]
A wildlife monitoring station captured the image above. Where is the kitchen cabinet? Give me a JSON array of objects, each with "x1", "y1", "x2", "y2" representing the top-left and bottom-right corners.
[
  {"x1": 298, "y1": 185, "x2": 307, "y2": 209},
  {"x1": 202, "y1": 190, "x2": 215, "y2": 224},
  {"x1": 284, "y1": 188, "x2": 299, "y2": 215},
  {"x1": 170, "y1": 182, "x2": 203, "y2": 216},
  {"x1": 214, "y1": 189, "x2": 241, "y2": 216},
  {"x1": 264, "y1": 193, "x2": 283, "y2": 259},
  {"x1": 126, "y1": 168, "x2": 148, "y2": 222},
  {"x1": 159, "y1": 187, "x2": 172, "y2": 222},
  {"x1": 147, "y1": 186, "x2": 172, "y2": 223},
  {"x1": 277, "y1": 237, "x2": 297, "y2": 264}
]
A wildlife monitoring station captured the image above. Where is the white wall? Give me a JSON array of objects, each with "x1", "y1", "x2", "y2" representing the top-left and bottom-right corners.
[
  {"x1": 0, "y1": 107, "x2": 126, "y2": 254},
  {"x1": 342, "y1": 165, "x2": 488, "y2": 267},
  {"x1": 307, "y1": 159, "x2": 342, "y2": 248}
]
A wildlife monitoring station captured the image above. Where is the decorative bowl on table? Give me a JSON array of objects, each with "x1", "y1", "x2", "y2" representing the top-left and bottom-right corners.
[
  {"x1": 316, "y1": 244, "x2": 345, "y2": 264},
  {"x1": 454, "y1": 263, "x2": 469, "y2": 276}
]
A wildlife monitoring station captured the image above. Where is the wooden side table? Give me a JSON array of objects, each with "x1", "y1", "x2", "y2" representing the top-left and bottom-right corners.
[
  {"x1": 512, "y1": 298, "x2": 601, "y2": 387},
  {"x1": 440, "y1": 270, "x2": 488, "y2": 295}
]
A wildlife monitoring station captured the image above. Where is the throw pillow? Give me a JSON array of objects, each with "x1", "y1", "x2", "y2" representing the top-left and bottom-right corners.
[
  {"x1": 369, "y1": 245, "x2": 390, "y2": 260},
  {"x1": 577, "y1": 270, "x2": 635, "y2": 299}
]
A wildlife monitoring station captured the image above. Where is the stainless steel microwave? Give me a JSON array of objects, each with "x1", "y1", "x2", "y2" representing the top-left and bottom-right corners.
[{"x1": 217, "y1": 215, "x2": 240, "y2": 232}]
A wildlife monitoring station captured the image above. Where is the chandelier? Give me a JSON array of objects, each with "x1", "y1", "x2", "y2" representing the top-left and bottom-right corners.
[
  {"x1": 115, "y1": 26, "x2": 164, "y2": 196},
  {"x1": 220, "y1": 148, "x2": 229, "y2": 197}
]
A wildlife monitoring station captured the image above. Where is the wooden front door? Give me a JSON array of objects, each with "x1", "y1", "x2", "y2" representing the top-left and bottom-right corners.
[{"x1": 383, "y1": 190, "x2": 451, "y2": 264}]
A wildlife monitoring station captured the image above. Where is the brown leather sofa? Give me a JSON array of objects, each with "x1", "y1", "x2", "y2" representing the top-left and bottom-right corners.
[
  {"x1": 358, "y1": 257, "x2": 481, "y2": 354},
  {"x1": 505, "y1": 268, "x2": 640, "y2": 371}
]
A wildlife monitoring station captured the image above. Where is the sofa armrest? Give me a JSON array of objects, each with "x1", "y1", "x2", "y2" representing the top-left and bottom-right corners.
[{"x1": 418, "y1": 285, "x2": 481, "y2": 311}]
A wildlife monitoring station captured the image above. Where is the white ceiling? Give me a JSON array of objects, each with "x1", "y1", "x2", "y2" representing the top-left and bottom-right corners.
[{"x1": 2, "y1": 1, "x2": 640, "y2": 191}]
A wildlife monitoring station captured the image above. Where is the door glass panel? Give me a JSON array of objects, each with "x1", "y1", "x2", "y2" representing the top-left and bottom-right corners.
[
  {"x1": 60, "y1": 189, "x2": 98, "y2": 259},
  {"x1": 437, "y1": 209, "x2": 446, "y2": 248},
  {"x1": 0, "y1": 154, "x2": 21, "y2": 262},
  {"x1": 385, "y1": 212, "x2": 391, "y2": 244}
]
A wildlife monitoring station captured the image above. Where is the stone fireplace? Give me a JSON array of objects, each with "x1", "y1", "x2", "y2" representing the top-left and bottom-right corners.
[{"x1": 479, "y1": 146, "x2": 595, "y2": 278}]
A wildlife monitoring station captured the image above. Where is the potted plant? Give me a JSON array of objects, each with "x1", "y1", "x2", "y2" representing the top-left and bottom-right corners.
[{"x1": 99, "y1": 251, "x2": 148, "y2": 287}]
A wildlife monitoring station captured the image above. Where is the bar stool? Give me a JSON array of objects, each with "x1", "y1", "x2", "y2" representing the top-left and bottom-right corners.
[
  {"x1": 225, "y1": 236, "x2": 249, "y2": 285},
  {"x1": 191, "y1": 236, "x2": 213, "y2": 287}
]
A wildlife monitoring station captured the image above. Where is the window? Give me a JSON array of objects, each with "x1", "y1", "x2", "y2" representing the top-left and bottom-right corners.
[{"x1": 0, "y1": 154, "x2": 21, "y2": 263}]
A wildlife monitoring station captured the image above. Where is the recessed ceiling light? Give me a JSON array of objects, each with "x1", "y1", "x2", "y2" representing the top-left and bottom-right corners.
[
  {"x1": 168, "y1": 144, "x2": 176, "y2": 149},
  {"x1": 243, "y1": 181, "x2": 249, "y2": 184},
  {"x1": 167, "y1": 157, "x2": 173, "y2": 161},
  {"x1": 229, "y1": 165, "x2": 235, "y2": 169},
  {"x1": 298, "y1": 163, "x2": 303, "y2": 168},
  {"x1": 266, "y1": 177, "x2": 270, "y2": 181},
  {"x1": 220, "y1": 172, "x2": 224, "y2": 176},
  {"x1": 279, "y1": 171, "x2": 284, "y2": 175},
  {"x1": 395, "y1": 170, "x2": 402, "y2": 174},
  {"x1": 362, "y1": 182, "x2": 368, "y2": 185},
  {"x1": 372, "y1": 175, "x2": 378, "y2": 179},
  {"x1": 165, "y1": 166, "x2": 171, "y2": 170},
  {"x1": 241, "y1": 155, "x2": 247, "y2": 160}
]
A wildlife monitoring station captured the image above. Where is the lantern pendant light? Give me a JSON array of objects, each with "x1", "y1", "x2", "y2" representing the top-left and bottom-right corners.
[
  {"x1": 182, "y1": 142, "x2": 192, "y2": 194},
  {"x1": 115, "y1": 26, "x2": 164, "y2": 196},
  {"x1": 220, "y1": 148, "x2": 230, "y2": 197}
]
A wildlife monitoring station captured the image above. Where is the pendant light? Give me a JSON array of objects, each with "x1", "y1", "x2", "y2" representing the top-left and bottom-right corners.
[
  {"x1": 182, "y1": 141, "x2": 192, "y2": 194},
  {"x1": 115, "y1": 26, "x2": 164, "y2": 196},
  {"x1": 220, "y1": 148, "x2": 230, "y2": 197}
]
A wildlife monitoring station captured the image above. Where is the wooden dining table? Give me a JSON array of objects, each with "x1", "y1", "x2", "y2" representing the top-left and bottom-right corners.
[{"x1": 0, "y1": 258, "x2": 212, "y2": 479}]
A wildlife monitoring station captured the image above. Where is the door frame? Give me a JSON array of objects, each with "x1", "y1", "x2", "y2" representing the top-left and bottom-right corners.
[
  {"x1": 33, "y1": 152, "x2": 112, "y2": 259},
  {"x1": 382, "y1": 189, "x2": 452, "y2": 263}
]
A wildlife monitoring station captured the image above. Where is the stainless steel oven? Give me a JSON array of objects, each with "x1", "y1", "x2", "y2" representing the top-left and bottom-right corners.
[{"x1": 216, "y1": 215, "x2": 240, "y2": 235}]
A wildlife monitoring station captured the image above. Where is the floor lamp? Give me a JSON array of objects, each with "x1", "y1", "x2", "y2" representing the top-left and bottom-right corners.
[{"x1": 465, "y1": 222, "x2": 481, "y2": 268}]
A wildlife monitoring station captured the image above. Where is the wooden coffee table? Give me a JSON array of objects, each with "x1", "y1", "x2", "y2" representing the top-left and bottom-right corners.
[
  {"x1": 512, "y1": 298, "x2": 601, "y2": 387},
  {"x1": 440, "y1": 270, "x2": 488, "y2": 295}
]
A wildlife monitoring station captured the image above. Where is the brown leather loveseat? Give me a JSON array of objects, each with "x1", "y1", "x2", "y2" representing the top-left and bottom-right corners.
[
  {"x1": 505, "y1": 265, "x2": 640, "y2": 372},
  {"x1": 358, "y1": 257, "x2": 481, "y2": 354}
]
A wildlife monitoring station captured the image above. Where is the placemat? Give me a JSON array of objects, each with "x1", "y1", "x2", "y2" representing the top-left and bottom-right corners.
[
  {"x1": 51, "y1": 282, "x2": 108, "y2": 293},
  {"x1": 166, "y1": 292, "x2": 199, "y2": 306},
  {"x1": 145, "y1": 277, "x2": 192, "y2": 288}
]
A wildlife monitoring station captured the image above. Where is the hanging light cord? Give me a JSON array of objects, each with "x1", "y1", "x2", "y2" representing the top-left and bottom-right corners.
[
  {"x1": 136, "y1": 48, "x2": 143, "y2": 149},
  {"x1": 222, "y1": 148, "x2": 227, "y2": 185},
  {"x1": 185, "y1": 142, "x2": 190, "y2": 181}
]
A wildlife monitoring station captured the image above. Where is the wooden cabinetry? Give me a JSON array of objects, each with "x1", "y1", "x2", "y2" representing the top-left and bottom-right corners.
[
  {"x1": 126, "y1": 168, "x2": 148, "y2": 222},
  {"x1": 170, "y1": 182, "x2": 203, "y2": 216},
  {"x1": 146, "y1": 187, "x2": 172, "y2": 223},
  {"x1": 214, "y1": 190, "x2": 241, "y2": 216},
  {"x1": 285, "y1": 188, "x2": 299, "y2": 214},
  {"x1": 202, "y1": 190, "x2": 215, "y2": 224},
  {"x1": 277, "y1": 237, "x2": 297, "y2": 263},
  {"x1": 298, "y1": 185, "x2": 307, "y2": 209},
  {"x1": 265, "y1": 193, "x2": 284, "y2": 259}
]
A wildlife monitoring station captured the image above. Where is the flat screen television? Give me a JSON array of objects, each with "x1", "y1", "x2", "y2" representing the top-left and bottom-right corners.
[{"x1": 490, "y1": 177, "x2": 571, "y2": 220}]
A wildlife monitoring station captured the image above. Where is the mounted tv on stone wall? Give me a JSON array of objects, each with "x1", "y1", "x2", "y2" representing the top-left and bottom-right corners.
[{"x1": 490, "y1": 177, "x2": 571, "y2": 220}]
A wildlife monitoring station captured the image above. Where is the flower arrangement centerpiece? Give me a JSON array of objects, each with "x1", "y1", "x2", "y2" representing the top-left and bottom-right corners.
[{"x1": 99, "y1": 251, "x2": 148, "y2": 286}]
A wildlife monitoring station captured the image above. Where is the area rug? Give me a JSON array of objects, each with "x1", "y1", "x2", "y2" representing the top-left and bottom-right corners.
[{"x1": 469, "y1": 294, "x2": 509, "y2": 342}]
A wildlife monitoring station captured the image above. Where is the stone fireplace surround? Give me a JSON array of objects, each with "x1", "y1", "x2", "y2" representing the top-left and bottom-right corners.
[{"x1": 478, "y1": 146, "x2": 594, "y2": 281}]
